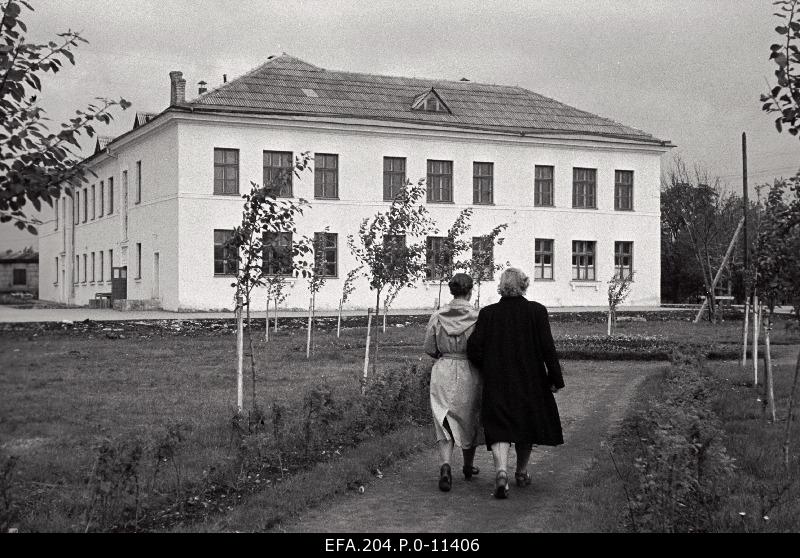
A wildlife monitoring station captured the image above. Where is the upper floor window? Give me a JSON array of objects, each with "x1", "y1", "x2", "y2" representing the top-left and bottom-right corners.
[
  {"x1": 108, "y1": 176, "x2": 115, "y2": 214},
  {"x1": 534, "y1": 165, "x2": 554, "y2": 207},
  {"x1": 136, "y1": 161, "x2": 142, "y2": 204},
  {"x1": 572, "y1": 168, "x2": 596, "y2": 209},
  {"x1": 572, "y1": 240, "x2": 596, "y2": 281},
  {"x1": 314, "y1": 153, "x2": 338, "y2": 199},
  {"x1": 383, "y1": 157, "x2": 406, "y2": 201},
  {"x1": 615, "y1": 170, "x2": 634, "y2": 211},
  {"x1": 91, "y1": 185, "x2": 96, "y2": 219},
  {"x1": 473, "y1": 162, "x2": 494, "y2": 205},
  {"x1": 427, "y1": 160, "x2": 453, "y2": 203},
  {"x1": 534, "y1": 238, "x2": 554, "y2": 280},
  {"x1": 54, "y1": 199, "x2": 59, "y2": 230},
  {"x1": 615, "y1": 241, "x2": 634, "y2": 280},
  {"x1": 264, "y1": 151, "x2": 293, "y2": 197},
  {"x1": 136, "y1": 242, "x2": 142, "y2": 279},
  {"x1": 314, "y1": 232, "x2": 338, "y2": 277},
  {"x1": 411, "y1": 89, "x2": 451, "y2": 113},
  {"x1": 214, "y1": 148, "x2": 239, "y2": 195},
  {"x1": 83, "y1": 188, "x2": 88, "y2": 223},
  {"x1": 99, "y1": 181, "x2": 105, "y2": 217},
  {"x1": 74, "y1": 190, "x2": 80, "y2": 223},
  {"x1": 262, "y1": 232, "x2": 293, "y2": 276}
]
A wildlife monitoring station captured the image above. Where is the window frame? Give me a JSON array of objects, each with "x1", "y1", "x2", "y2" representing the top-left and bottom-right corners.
[
  {"x1": 12, "y1": 268, "x2": 26, "y2": 286},
  {"x1": 572, "y1": 167, "x2": 597, "y2": 209},
  {"x1": 313, "y1": 232, "x2": 338, "y2": 277},
  {"x1": 54, "y1": 198, "x2": 59, "y2": 230},
  {"x1": 534, "y1": 238, "x2": 554, "y2": 280},
  {"x1": 83, "y1": 188, "x2": 88, "y2": 223},
  {"x1": 614, "y1": 241, "x2": 634, "y2": 280},
  {"x1": 263, "y1": 150, "x2": 294, "y2": 198},
  {"x1": 262, "y1": 231, "x2": 294, "y2": 276},
  {"x1": 136, "y1": 242, "x2": 142, "y2": 279},
  {"x1": 383, "y1": 157, "x2": 407, "y2": 201},
  {"x1": 427, "y1": 159, "x2": 453, "y2": 203},
  {"x1": 425, "y1": 236, "x2": 452, "y2": 281},
  {"x1": 571, "y1": 240, "x2": 596, "y2": 281},
  {"x1": 614, "y1": 170, "x2": 634, "y2": 211},
  {"x1": 82, "y1": 254, "x2": 87, "y2": 284},
  {"x1": 534, "y1": 165, "x2": 554, "y2": 207},
  {"x1": 108, "y1": 176, "x2": 114, "y2": 214},
  {"x1": 91, "y1": 185, "x2": 96, "y2": 220},
  {"x1": 471, "y1": 236, "x2": 495, "y2": 281},
  {"x1": 99, "y1": 251, "x2": 104, "y2": 282},
  {"x1": 314, "y1": 153, "x2": 339, "y2": 199},
  {"x1": 74, "y1": 190, "x2": 80, "y2": 224},
  {"x1": 99, "y1": 181, "x2": 105, "y2": 217},
  {"x1": 136, "y1": 160, "x2": 142, "y2": 204},
  {"x1": 213, "y1": 148, "x2": 240, "y2": 196},
  {"x1": 214, "y1": 229, "x2": 239, "y2": 276},
  {"x1": 91, "y1": 252, "x2": 96, "y2": 282},
  {"x1": 473, "y1": 162, "x2": 494, "y2": 205}
]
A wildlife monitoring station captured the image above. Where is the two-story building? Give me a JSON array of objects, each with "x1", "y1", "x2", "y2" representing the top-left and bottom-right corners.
[{"x1": 38, "y1": 54, "x2": 673, "y2": 311}]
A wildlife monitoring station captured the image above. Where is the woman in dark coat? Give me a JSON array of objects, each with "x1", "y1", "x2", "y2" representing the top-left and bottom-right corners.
[{"x1": 466, "y1": 267, "x2": 564, "y2": 499}]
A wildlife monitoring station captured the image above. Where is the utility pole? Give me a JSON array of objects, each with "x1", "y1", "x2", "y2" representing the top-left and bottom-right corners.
[{"x1": 743, "y1": 132, "x2": 749, "y2": 277}]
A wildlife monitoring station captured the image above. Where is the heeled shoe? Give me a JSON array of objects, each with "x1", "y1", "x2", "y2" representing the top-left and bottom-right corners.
[
  {"x1": 494, "y1": 470, "x2": 509, "y2": 499},
  {"x1": 515, "y1": 470, "x2": 532, "y2": 487},
  {"x1": 438, "y1": 464, "x2": 452, "y2": 492},
  {"x1": 462, "y1": 465, "x2": 480, "y2": 480}
]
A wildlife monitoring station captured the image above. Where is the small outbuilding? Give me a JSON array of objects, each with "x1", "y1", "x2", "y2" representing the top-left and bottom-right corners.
[{"x1": 0, "y1": 247, "x2": 38, "y2": 297}]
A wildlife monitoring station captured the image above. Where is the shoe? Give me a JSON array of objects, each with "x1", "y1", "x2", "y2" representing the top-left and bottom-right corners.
[
  {"x1": 515, "y1": 470, "x2": 532, "y2": 487},
  {"x1": 462, "y1": 465, "x2": 480, "y2": 480},
  {"x1": 494, "y1": 470, "x2": 509, "y2": 499},
  {"x1": 438, "y1": 464, "x2": 452, "y2": 492}
]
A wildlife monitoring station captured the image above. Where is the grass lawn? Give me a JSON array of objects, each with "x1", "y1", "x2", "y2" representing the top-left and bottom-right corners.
[{"x1": 0, "y1": 314, "x2": 797, "y2": 531}]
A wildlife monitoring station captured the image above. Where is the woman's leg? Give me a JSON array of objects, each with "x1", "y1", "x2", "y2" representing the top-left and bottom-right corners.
[
  {"x1": 490, "y1": 442, "x2": 510, "y2": 498},
  {"x1": 462, "y1": 446, "x2": 476, "y2": 469},
  {"x1": 514, "y1": 443, "x2": 533, "y2": 486},
  {"x1": 437, "y1": 439, "x2": 454, "y2": 465}
]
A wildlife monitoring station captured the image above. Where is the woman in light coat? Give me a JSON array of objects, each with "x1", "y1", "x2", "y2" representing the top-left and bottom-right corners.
[{"x1": 424, "y1": 273, "x2": 482, "y2": 492}]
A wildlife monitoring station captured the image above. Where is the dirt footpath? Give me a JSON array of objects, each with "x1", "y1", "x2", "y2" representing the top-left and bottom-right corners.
[{"x1": 272, "y1": 361, "x2": 667, "y2": 533}]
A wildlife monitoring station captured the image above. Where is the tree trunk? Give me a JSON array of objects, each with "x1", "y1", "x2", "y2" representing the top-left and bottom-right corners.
[
  {"x1": 782, "y1": 348, "x2": 800, "y2": 470},
  {"x1": 265, "y1": 295, "x2": 270, "y2": 342},
  {"x1": 246, "y1": 299, "x2": 256, "y2": 409},
  {"x1": 361, "y1": 308, "x2": 374, "y2": 395},
  {"x1": 741, "y1": 294, "x2": 750, "y2": 368},
  {"x1": 337, "y1": 297, "x2": 343, "y2": 338},
  {"x1": 236, "y1": 295, "x2": 243, "y2": 413},
  {"x1": 764, "y1": 309, "x2": 776, "y2": 423},
  {"x1": 383, "y1": 307, "x2": 387, "y2": 333},
  {"x1": 306, "y1": 295, "x2": 313, "y2": 360},
  {"x1": 274, "y1": 298, "x2": 279, "y2": 332},
  {"x1": 437, "y1": 281, "x2": 443, "y2": 309},
  {"x1": 372, "y1": 290, "x2": 381, "y2": 379},
  {"x1": 607, "y1": 309, "x2": 612, "y2": 336},
  {"x1": 753, "y1": 296, "x2": 760, "y2": 386}
]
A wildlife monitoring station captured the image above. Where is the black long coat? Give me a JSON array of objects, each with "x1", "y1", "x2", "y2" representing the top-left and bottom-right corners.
[{"x1": 466, "y1": 296, "x2": 564, "y2": 448}]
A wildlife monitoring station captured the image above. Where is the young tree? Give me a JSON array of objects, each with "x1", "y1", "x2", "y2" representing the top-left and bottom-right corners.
[
  {"x1": 337, "y1": 265, "x2": 361, "y2": 338},
  {"x1": 347, "y1": 179, "x2": 434, "y2": 389},
  {"x1": 305, "y1": 229, "x2": 331, "y2": 358},
  {"x1": 607, "y1": 271, "x2": 635, "y2": 336},
  {"x1": 466, "y1": 223, "x2": 508, "y2": 308},
  {"x1": 265, "y1": 276, "x2": 292, "y2": 336},
  {"x1": 428, "y1": 208, "x2": 473, "y2": 309},
  {"x1": 1, "y1": 1, "x2": 131, "y2": 232},
  {"x1": 381, "y1": 282, "x2": 402, "y2": 333},
  {"x1": 227, "y1": 154, "x2": 312, "y2": 413}
]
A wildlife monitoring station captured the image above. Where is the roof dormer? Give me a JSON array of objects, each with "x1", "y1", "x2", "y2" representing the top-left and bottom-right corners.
[{"x1": 411, "y1": 88, "x2": 451, "y2": 114}]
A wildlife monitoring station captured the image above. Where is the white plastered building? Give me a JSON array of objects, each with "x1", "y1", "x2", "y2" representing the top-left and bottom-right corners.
[{"x1": 38, "y1": 55, "x2": 673, "y2": 311}]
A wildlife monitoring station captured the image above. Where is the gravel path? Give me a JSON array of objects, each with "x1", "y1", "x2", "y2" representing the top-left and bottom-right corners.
[{"x1": 272, "y1": 361, "x2": 667, "y2": 533}]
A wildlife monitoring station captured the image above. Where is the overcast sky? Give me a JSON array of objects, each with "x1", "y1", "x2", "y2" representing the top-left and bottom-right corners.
[{"x1": 3, "y1": 0, "x2": 799, "y2": 251}]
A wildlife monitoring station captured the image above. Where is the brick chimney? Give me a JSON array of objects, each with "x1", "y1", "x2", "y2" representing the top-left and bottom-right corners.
[{"x1": 169, "y1": 71, "x2": 186, "y2": 105}]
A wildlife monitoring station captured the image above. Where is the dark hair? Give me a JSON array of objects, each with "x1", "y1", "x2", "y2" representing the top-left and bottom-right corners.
[{"x1": 448, "y1": 273, "x2": 473, "y2": 297}]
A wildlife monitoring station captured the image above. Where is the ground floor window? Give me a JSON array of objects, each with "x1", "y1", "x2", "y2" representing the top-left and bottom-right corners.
[
  {"x1": 426, "y1": 236, "x2": 452, "y2": 281},
  {"x1": 313, "y1": 232, "x2": 338, "y2": 277},
  {"x1": 572, "y1": 240, "x2": 595, "y2": 281},
  {"x1": 214, "y1": 229, "x2": 238, "y2": 275},
  {"x1": 534, "y1": 239, "x2": 554, "y2": 280},
  {"x1": 13, "y1": 268, "x2": 26, "y2": 285},
  {"x1": 262, "y1": 232, "x2": 293, "y2": 276},
  {"x1": 615, "y1": 241, "x2": 634, "y2": 280}
]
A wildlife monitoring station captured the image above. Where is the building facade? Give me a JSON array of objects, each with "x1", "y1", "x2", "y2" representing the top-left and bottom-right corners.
[
  {"x1": 38, "y1": 55, "x2": 672, "y2": 311},
  {"x1": 1, "y1": 248, "x2": 38, "y2": 297}
]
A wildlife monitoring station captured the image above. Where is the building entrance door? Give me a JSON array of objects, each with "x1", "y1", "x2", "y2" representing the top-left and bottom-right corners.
[{"x1": 112, "y1": 266, "x2": 127, "y2": 300}]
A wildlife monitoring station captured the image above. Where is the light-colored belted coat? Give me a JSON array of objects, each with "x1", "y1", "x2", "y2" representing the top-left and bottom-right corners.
[{"x1": 424, "y1": 298, "x2": 482, "y2": 449}]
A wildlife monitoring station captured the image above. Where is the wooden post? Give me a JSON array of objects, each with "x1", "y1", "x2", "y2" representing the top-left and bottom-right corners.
[
  {"x1": 383, "y1": 308, "x2": 387, "y2": 333},
  {"x1": 741, "y1": 299, "x2": 750, "y2": 368},
  {"x1": 273, "y1": 298, "x2": 278, "y2": 333},
  {"x1": 361, "y1": 308, "x2": 373, "y2": 395},
  {"x1": 306, "y1": 296, "x2": 313, "y2": 359},
  {"x1": 236, "y1": 295, "x2": 243, "y2": 413},
  {"x1": 607, "y1": 310, "x2": 612, "y2": 336},
  {"x1": 337, "y1": 297, "x2": 343, "y2": 338},
  {"x1": 265, "y1": 295, "x2": 270, "y2": 342},
  {"x1": 694, "y1": 216, "x2": 745, "y2": 323},
  {"x1": 753, "y1": 296, "x2": 760, "y2": 386},
  {"x1": 765, "y1": 310, "x2": 776, "y2": 423}
]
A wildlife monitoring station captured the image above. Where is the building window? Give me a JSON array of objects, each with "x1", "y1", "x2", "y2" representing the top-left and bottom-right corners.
[
  {"x1": 74, "y1": 190, "x2": 80, "y2": 223},
  {"x1": 472, "y1": 236, "x2": 495, "y2": 281},
  {"x1": 99, "y1": 181, "x2": 105, "y2": 217},
  {"x1": 615, "y1": 170, "x2": 634, "y2": 211},
  {"x1": 262, "y1": 232, "x2": 293, "y2": 276},
  {"x1": 572, "y1": 240, "x2": 596, "y2": 281},
  {"x1": 314, "y1": 232, "x2": 338, "y2": 277},
  {"x1": 383, "y1": 157, "x2": 406, "y2": 201},
  {"x1": 214, "y1": 229, "x2": 238, "y2": 275},
  {"x1": 91, "y1": 252, "x2": 96, "y2": 282},
  {"x1": 99, "y1": 251, "x2": 104, "y2": 282},
  {"x1": 74, "y1": 256, "x2": 79, "y2": 284},
  {"x1": 109, "y1": 249, "x2": 113, "y2": 277},
  {"x1": 214, "y1": 148, "x2": 239, "y2": 195},
  {"x1": 572, "y1": 168, "x2": 596, "y2": 209},
  {"x1": 615, "y1": 241, "x2": 634, "y2": 280},
  {"x1": 263, "y1": 151, "x2": 293, "y2": 197},
  {"x1": 55, "y1": 257, "x2": 59, "y2": 284},
  {"x1": 54, "y1": 199, "x2": 59, "y2": 230},
  {"x1": 136, "y1": 161, "x2": 142, "y2": 204},
  {"x1": 109, "y1": 176, "x2": 114, "y2": 214},
  {"x1": 534, "y1": 165, "x2": 554, "y2": 207},
  {"x1": 534, "y1": 239, "x2": 554, "y2": 280},
  {"x1": 426, "y1": 236, "x2": 452, "y2": 281},
  {"x1": 91, "y1": 185, "x2": 96, "y2": 219},
  {"x1": 83, "y1": 188, "x2": 88, "y2": 223},
  {"x1": 12, "y1": 268, "x2": 26, "y2": 285},
  {"x1": 382, "y1": 234, "x2": 406, "y2": 269},
  {"x1": 427, "y1": 160, "x2": 453, "y2": 203},
  {"x1": 314, "y1": 153, "x2": 338, "y2": 199},
  {"x1": 83, "y1": 254, "x2": 87, "y2": 283},
  {"x1": 136, "y1": 243, "x2": 141, "y2": 279},
  {"x1": 473, "y1": 162, "x2": 493, "y2": 205}
]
